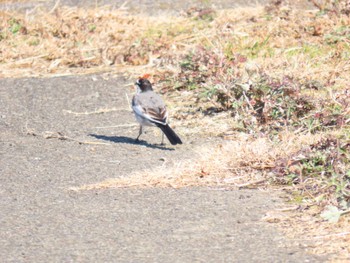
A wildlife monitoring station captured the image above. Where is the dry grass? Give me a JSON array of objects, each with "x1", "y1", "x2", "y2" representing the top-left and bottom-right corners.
[
  {"x1": 71, "y1": 131, "x2": 327, "y2": 190},
  {"x1": 1, "y1": 5, "x2": 348, "y2": 82},
  {"x1": 0, "y1": 5, "x2": 200, "y2": 77}
]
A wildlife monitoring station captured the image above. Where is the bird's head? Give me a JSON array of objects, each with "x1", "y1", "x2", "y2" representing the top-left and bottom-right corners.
[{"x1": 135, "y1": 77, "x2": 153, "y2": 92}]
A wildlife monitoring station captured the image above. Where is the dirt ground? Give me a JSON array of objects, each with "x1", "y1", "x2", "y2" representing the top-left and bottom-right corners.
[{"x1": 0, "y1": 74, "x2": 326, "y2": 262}]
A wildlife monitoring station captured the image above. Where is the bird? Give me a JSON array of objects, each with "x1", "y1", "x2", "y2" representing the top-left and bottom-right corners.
[{"x1": 132, "y1": 77, "x2": 182, "y2": 145}]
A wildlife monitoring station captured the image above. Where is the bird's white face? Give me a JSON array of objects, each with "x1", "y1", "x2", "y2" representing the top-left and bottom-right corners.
[{"x1": 135, "y1": 80, "x2": 141, "y2": 93}]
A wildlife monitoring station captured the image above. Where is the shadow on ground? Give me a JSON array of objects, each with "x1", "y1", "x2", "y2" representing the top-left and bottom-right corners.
[{"x1": 89, "y1": 134, "x2": 175, "y2": 151}]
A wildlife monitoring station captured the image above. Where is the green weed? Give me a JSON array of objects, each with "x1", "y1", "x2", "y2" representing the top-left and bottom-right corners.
[{"x1": 8, "y1": 18, "x2": 22, "y2": 34}]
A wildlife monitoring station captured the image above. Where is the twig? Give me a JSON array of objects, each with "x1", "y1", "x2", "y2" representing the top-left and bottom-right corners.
[
  {"x1": 237, "y1": 179, "x2": 267, "y2": 189},
  {"x1": 118, "y1": 1, "x2": 129, "y2": 10},
  {"x1": 49, "y1": 0, "x2": 61, "y2": 14},
  {"x1": 275, "y1": 206, "x2": 299, "y2": 212},
  {"x1": 341, "y1": 209, "x2": 350, "y2": 216},
  {"x1": 28, "y1": 130, "x2": 111, "y2": 145},
  {"x1": 308, "y1": 0, "x2": 323, "y2": 11},
  {"x1": 242, "y1": 90, "x2": 255, "y2": 111},
  {"x1": 223, "y1": 176, "x2": 247, "y2": 183},
  {"x1": 72, "y1": 139, "x2": 111, "y2": 145},
  {"x1": 125, "y1": 92, "x2": 132, "y2": 111},
  {"x1": 43, "y1": 132, "x2": 111, "y2": 145},
  {"x1": 313, "y1": 231, "x2": 350, "y2": 240},
  {"x1": 63, "y1": 108, "x2": 124, "y2": 115},
  {"x1": 94, "y1": 124, "x2": 137, "y2": 129},
  {"x1": 12, "y1": 54, "x2": 49, "y2": 64}
]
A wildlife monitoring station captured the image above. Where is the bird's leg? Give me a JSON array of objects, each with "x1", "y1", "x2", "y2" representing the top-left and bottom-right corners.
[
  {"x1": 161, "y1": 132, "x2": 165, "y2": 145},
  {"x1": 135, "y1": 125, "x2": 142, "y2": 142}
]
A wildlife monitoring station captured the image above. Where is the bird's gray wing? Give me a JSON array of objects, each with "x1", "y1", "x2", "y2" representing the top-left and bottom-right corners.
[{"x1": 132, "y1": 91, "x2": 168, "y2": 125}]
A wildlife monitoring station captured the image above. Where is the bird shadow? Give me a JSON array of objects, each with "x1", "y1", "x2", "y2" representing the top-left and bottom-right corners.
[{"x1": 89, "y1": 134, "x2": 175, "y2": 151}]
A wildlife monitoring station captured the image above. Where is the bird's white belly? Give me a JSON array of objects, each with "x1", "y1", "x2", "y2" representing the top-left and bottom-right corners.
[{"x1": 134, "y1": 113, "x2": 156, "y2": 127}]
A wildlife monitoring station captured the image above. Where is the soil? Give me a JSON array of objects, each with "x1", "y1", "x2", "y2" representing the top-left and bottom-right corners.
[{"x1": 0, "y1": 74, "x2": 326, "y2": 262}]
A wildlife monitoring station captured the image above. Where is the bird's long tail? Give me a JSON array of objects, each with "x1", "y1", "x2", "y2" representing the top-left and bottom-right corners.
[{"x1": 156, "y1": 124, "x2": 182, "y2": 145}]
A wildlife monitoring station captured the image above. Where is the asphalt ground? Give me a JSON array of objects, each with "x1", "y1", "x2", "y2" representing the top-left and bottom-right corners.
[{"x1": 0, "y1": 75, "x2": 325, "y2": 262}]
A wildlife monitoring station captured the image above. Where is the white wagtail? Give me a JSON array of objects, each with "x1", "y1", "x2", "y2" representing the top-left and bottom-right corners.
[{"x1": 132, "y1": 77, "x2": 182, "y2": 145}]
